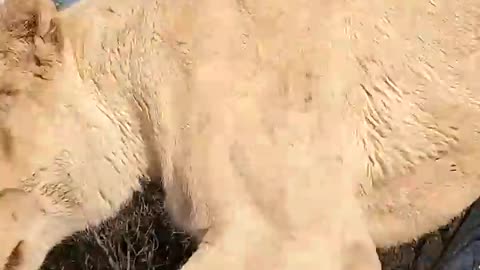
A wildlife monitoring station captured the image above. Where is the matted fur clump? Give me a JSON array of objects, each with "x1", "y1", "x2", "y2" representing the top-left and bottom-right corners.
[
  {"x1": 0, "y1": 0, "x2": 63, "y2": 124},
  {"x1": 0, "y1": 0, "x2": 62, "y2": 88}
]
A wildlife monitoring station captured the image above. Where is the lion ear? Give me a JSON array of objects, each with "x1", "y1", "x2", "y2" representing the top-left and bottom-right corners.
[{"x1": 2, "y1": 0, "x2": 63, "y2": 50}]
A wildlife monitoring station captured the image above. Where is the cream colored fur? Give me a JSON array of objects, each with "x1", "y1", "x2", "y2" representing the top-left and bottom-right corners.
[{"x1": 1, "y1": 0, "x2": 480, "y2": 269}]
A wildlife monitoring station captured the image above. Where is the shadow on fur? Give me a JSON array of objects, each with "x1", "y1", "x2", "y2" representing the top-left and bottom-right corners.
[
  {"x1": 41, "y1": 180, "x2": 197, "y2": 270},
  {"x1": 40, "y1": 179, "x2": 473, "y2": 270}
]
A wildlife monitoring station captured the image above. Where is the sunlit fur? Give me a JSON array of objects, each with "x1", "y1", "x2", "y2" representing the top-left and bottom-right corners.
[{"x1": 2, "y1": 0, "x2": 480, "y2": 269}]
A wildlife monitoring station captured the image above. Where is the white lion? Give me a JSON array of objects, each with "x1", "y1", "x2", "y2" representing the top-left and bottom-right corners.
[{"x1": 1, "y1": 0, "x2": 480, "y2": 269}]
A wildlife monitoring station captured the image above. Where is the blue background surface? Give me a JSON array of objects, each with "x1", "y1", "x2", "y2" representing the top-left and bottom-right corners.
[{"x1": 53, "y1": 0, "x2": 79, "y2": 9}]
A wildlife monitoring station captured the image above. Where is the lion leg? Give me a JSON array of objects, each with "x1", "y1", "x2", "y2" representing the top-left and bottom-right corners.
[
  {"x1": 179, "y1": 204, "x2": 380, "y2": 270},
  {"x1": 340, "y1": 200, "x2": 382, "y2": 270},
  {"x1": 174, "y1": 171, "x2": 380, "y2": 270},
  {"x1": 8, "y1": 216, "x2": 86, "y2": 270},
  {"x1": 0, "y1": 189, "x2": 86, "y2": 270},
  {"x1": 0, "y1": 189, "x2": 37, "y2": 269},
  {"x1": 179, "y1": 206, "x2": 284, "y2": 270}
]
